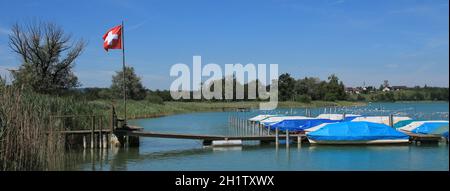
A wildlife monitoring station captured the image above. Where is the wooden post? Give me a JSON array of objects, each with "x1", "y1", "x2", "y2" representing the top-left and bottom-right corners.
[
  {"x1": 260, "y1": 123, "x2": 263, "y2": 135},
  {"x1": 99, "y1": 116, "x2": 103, "y2": 149},
  {"x1": 243, "y1": 119, "x2": 246, "y2": 135},
  {"x1": 267, "y1": 124, "x2": 270, "y2": 135},
  {"x1": 342, "y1": 113, "x2": 346, "y2": 120},
  {"x1": 275, "y1": 126, "x2": 279, "y2": 147},
  {"x1": 389, "y1": 114, "x2": 394, "y2": 127},
  {"x1": 91, "y1": 116, "x2": 95, "y2": 149},
  {"x1": 297, "y1": 135, "x2": 301, "y2": 148},
  {"x1": 83, "y1": 135, "x2": 86, "y2": 149},
  {"x1": 286, "y1": 130, "x2": 289, "y2": 148},
  {"x1": 102, "y1": 134, "x2": 107, "y2": 149},
  {"x1": 258, "y1": 122, "x2": 262, "y2": 135},
  {"x1": 110, "y1": 105, "x2": 114, "y2": 148}
]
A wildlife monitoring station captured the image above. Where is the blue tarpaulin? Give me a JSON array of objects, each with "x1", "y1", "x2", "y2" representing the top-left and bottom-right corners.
[
  {"x1": 306, "y1": 121, "x2": 409, "y2": 141},
  {"x1": 269, "y1": 119, "x2": 339, "y2": 132},
  {"x1": 411, "y1": 121, "x2": 449, "y2": 135}
]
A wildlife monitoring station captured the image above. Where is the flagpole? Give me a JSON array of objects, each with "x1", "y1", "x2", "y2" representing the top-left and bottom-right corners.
[{"x1": 122, "y1": 20, "x2": 127, "y2": 126}]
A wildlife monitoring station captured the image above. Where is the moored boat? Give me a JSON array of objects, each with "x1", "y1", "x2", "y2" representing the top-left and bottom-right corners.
[
  {"x1": 306, "y1": 121, "x2": 410, "y2": 144},
  {"x1": 316, "y1": 113, "x2": 361, "y2": 121},
  {"x1": 248, "y1": 115, "x2": 279, "y2": 122},
  {"x1": 259, "y1": 116, "x2": 314, "y2": 126},
  {"x1": 269, "y1": 118, "x2": 339, "y2": 132},
  {"x1": 398, "y1": 120, "x2": 449, "y2": 137},
  {"x1": 350, "y1": 116, "x2": 412, "y2": 126}
]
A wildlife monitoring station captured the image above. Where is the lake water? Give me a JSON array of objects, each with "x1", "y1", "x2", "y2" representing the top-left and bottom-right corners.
[{"x1": 70, "y1": 102, "x2": 449, "y2": 171}]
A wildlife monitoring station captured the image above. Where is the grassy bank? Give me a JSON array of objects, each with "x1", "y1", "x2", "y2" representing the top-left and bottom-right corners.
[{"x1": 89, "y1": 100, "x2": 366, "y2": 120}]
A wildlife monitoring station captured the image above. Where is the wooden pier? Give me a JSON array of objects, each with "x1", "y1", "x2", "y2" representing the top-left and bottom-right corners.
[
  {"x1": 114, "y1": 128, "x2": 306, "y2": 145},
  {"x1": 50, "y1": 106, "x2": 447, "y2": 149}
]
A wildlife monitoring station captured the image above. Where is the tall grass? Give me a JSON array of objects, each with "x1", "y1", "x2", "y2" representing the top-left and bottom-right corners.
[
  {"x1": 91, "y1": 100, "x2": 366, "y2": 120},
  {"x1": 0, "y1": 84, "x2": 106, "y2": 170}
]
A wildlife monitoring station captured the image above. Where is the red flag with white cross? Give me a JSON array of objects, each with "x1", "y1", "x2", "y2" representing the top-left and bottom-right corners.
[{"x1": 102, "y1": 25, "x2": 122, "y2": 51}]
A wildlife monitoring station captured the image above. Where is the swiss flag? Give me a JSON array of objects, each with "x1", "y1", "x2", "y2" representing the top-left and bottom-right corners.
[{"x1": 102, "y1": 25, "x2": 122, "y2": 51}]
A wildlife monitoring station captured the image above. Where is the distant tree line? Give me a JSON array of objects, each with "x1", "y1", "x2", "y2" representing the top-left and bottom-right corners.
[
  {"x1": 352, "y1": 86, "x2": 449, "y2": 102},
  {"x1": 5, "y1": 21, "x2": 448, "y2": 104}
]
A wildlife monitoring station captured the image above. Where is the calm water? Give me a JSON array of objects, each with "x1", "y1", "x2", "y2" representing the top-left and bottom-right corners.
[{"x1": 70, "y1": 102, "x2": 449, "y2": 171}]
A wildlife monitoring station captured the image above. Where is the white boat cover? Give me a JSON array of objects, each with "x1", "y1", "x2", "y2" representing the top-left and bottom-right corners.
[
  {"x1": 351, "y1": 116, "x2": 411, "y2": 126},
  {"x1": 259, "y1": 116, "x2": 314, "y2": 125},
  {"x1": 248, "y1": 115, "x2": 278, "y2": 122},
  {"x1": 316, "y1": 114, "x2": 361, "y2": 120}
]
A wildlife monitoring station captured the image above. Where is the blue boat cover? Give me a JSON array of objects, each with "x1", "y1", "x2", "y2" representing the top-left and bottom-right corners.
[
  {"x1": 269, "y1": 119, "x2": 339, "y2": 132},
  {"x1": 307, "y1": 122, "x2": 409, "y2": 141},
  {"x1": 411, "y1": 121, "x2": 449, "y2": 135}
]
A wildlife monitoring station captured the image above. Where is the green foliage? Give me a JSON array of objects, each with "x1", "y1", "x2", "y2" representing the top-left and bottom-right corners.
[
  {"x1": 278, "y1": 73, "x2": 296, "y2": 101},
  {"x1": 324, "y1": 92, "x2": 338, "y2": 101},
  {"x1": 356, "y1": 94, "x2": 366, "y2": 101},
  {"x1": 0, "y1": 83, "x2": 108, "y2": 170},
  {"x1": 291, "y1": 74, "x2": 347, "y2": 101},
  {"x1": 356, "y1": 87, "x2": 448, "y2": 102},
  {"x1": 111, "y1": 66, "x2": 146, "y2": 100},
  {"x1": 145, "y1": 93, "x2": 164, "y2": 104},
  {"x1": 295, "y1": 94, "x2": 312, "y2": 103}
]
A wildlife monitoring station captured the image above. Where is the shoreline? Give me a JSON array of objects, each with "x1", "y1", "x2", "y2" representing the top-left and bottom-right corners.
[{"x1": 108, "y1": 101, "x2": 368, "y2": 120}]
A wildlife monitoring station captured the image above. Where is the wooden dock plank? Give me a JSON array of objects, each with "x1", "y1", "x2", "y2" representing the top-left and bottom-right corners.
[
  {"x1": 57, "y1": 130, "x2": 111, "y2": 134},
  {"x1": 119, "y1": 130, "x2": 305, "y2": 141}
]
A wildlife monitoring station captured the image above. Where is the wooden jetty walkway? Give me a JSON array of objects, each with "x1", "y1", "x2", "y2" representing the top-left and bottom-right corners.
[
  {"x1": 50, "y1": 106, "x2": 448, "y2": 149},
  {"x1": 115, "y1": 128, "x2": 306, "y2": 145}
]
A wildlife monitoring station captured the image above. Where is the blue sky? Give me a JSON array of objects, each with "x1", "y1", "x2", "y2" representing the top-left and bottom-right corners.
[{"x1": 0, "y1": 0, "x2": 448, "y2": 89}]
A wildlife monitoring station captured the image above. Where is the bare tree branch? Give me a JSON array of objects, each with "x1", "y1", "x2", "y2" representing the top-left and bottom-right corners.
[{"x1": 8, "y1": 21, "x2": 86, "y2": 94}]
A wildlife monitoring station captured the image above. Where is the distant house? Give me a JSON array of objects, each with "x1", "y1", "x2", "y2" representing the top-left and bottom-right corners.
[
  {"x1": 345, "y1": 87, "x2": 361, "y2": 94},
  {"x1": 345, "y1": 87, "x2": 355, "y2": 94},
  {"x1": 382, "y1": 87, "x2": 391, "y2": 92}
]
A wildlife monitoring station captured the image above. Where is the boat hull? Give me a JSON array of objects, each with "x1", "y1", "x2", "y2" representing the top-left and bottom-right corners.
[{"x1": 308, "y1": 138, "x2": 409, "y2": 145}]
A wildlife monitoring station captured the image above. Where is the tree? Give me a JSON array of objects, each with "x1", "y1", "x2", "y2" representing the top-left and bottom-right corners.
[
  {"x1": 278, "y1": 73, "x2": 295, "y2": 101},
  {"x1": 111, "y1": 66, "x2": 146, "y2": 100},
  {"x1": 8, "y1": 21, "x2": 85, "y2": 94},
  {"x1": 383, "y1": 80, "x2": 389, "y2": 88},
  {"x1": 326, "y1": 74, "x2": 347, "y2": 100}
]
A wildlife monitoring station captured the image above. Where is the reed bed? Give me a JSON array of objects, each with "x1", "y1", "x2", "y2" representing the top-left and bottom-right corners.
[{"x1": 0, "y1": 84, "x2": 105, "y2": 170}]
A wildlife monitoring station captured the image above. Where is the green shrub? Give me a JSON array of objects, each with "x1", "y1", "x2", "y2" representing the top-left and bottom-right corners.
[
  {"x1": 145, "y1": 94, "x2": 164, "y2": 104},
  {"x1": 324, "y1": 93, "x2": 338, "y2": 101},
  {"x1": 295, "y1": 95, "x2": 312, "y2": 103}
]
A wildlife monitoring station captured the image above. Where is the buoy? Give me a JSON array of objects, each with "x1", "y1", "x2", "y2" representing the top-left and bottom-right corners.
[{"x1": 212, "y1": 140, "x2": 242, "y2": 147}]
